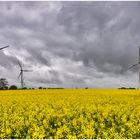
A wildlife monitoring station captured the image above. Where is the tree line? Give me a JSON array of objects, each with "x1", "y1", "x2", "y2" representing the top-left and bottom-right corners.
[
  {"x1": 0, "y1": 78, "x2": 64, "y2": 90},
  {"x1": 0, "y1": 78, "x2": 18, "y2": 90}
]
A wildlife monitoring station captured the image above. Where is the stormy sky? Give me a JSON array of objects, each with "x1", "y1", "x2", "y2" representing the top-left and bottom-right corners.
[{"x1": 0, "y1": 1, "x2": 140, "y2": 88}]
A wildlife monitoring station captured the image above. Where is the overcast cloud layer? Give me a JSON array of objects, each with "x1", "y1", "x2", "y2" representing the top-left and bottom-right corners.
[{"x1": 0, "y1": 1, "x2": 140, "y2": 88}]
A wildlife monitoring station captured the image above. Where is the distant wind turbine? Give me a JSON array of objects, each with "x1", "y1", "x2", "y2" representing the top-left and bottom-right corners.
[
  {"x1": 17, "y1": 61, "x2": 32, "y2": 89},
  {"x1": 0, "y1": 45, "x2": 9, "y2": 50},
  {"x1": 128, "y1": 46, "x2": 140, "y2": 89}
]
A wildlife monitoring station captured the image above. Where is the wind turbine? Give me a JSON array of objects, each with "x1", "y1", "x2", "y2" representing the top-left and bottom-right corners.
[
  {"x1": 128, "y1": 46, "x2": 140, "y2": 89},
  {"x1": 17, "y1": 61, "x2": 32, "y2": 89},
  {"x1": 0, "y1": 45, "x2": 9, "y2": 50}
]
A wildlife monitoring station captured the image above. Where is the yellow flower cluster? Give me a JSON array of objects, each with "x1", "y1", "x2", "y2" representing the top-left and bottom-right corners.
[{"x1": 0, "y1": 89, "x2": 140, "y2": 139}]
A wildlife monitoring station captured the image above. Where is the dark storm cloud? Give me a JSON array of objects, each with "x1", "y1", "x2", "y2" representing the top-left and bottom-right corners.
[
  {"x1": 0, "y1": 1, "x2": 140, "y2": 88},
  {"x1": 0, "y1": 51, "x2": 18, "y2": 69},
  {"x1": 57, "y1": 2, "x2": 140, "y2": 75}
]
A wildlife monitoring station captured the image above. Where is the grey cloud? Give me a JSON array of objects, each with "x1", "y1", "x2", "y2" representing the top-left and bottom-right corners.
[
  {"x1": 55, "y1": 2, "x2": 140, "y2": 75},
  {"x1": 30, "y1": 69, "x2": 62, "y2": 85},
  {"x1": 0, "y1": 51, "x2": 18, "y2": 69},
  {"x1": 0, "y1": 2, "x2": 140, "y2": 88}
]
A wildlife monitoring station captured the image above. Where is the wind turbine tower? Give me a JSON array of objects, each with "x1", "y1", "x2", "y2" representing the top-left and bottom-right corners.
[
  {"x1": 138, "y1": 46, "x2": 140, "y2": 89},
  {"x1": 17, "y1": 61, "x2": 32, "y2": 89},
  {"x1": 129, "y1": 46, "x2": 140, "y2": 89}
]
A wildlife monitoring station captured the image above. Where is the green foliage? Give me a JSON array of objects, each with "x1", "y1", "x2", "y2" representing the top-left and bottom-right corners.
[
  {"x1": 0, "y1": 78, "x2": 8, "y2": 90},
  {"x1": 9, "y1": 85, "x2": 18, "y2": 90}
]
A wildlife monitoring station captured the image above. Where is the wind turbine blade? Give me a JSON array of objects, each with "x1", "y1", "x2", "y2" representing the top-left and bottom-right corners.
[
  {"x1": 17, "y1": 61, "x2": 22, "y2": 70},
  {"x1": 17, "y1": 72, "x2": 22, "y2": 80},
  {"x1": 0, "y1": 45, "x2": 9, "y2": 50},
  {"x1": 128, "y1": 63, "x2": 139, "y2": 70},
  {"x1": 23, "y1": 70, "x2": 32, "y2": 72}
]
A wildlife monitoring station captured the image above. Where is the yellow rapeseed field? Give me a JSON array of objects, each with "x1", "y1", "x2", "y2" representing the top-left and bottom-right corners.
[{"x1": 0, "y1": 89, "x2": 140, "y2": 139}]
